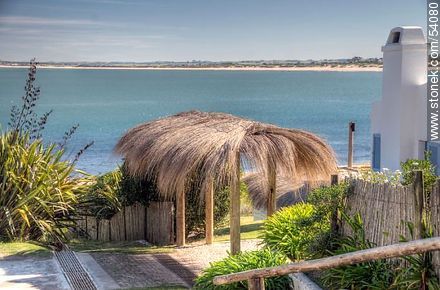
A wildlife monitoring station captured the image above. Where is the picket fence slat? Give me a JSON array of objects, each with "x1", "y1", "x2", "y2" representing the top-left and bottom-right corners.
[{"x1": 77, "y1": 202, "x2": 174, "y2": 245}]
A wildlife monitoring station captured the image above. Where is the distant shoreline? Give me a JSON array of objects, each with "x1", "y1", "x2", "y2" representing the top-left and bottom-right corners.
[{"x1": 0, "y1": 64, "x2": 382, "y2": 72}]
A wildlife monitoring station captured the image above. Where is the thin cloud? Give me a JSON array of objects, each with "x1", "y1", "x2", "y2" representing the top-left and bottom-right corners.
[{"x1": 0, "y1": 16, "x2": 116, "y2": 27}]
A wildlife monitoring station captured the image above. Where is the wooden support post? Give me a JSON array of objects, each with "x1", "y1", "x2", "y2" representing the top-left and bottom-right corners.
[
  {"x1": 248, "y1": 277, "x2": 265, "y2": 290},
  {"x1": 331, "y1": 174, "x2": 339, "y2": 186},
  {"x1": 267, "y1": 166, "x2": 276, "y2": 217},
  {"x1": 413, "y1": 170, "x2": 424, "y2": 239},
  {"x1": 205, "y1": 180, "x2": 214, "y2": 245},
  {"x1": 230, "y1": 152, "x2": 241, "y2": 255},
  {"x1": 330, "y1": 174, "x2": 339, "y2": 233},
  {"x1": 348, "y1": 122, "x2": 355, "y2": 169},
  {"x1": 176, "y1": 190, "x2": 186, "y2": 246}
]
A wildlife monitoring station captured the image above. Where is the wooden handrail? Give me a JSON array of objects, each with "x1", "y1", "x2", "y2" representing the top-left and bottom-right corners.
[{"x1": 213, "y1": 237, "x2": 440, "y2": 286}]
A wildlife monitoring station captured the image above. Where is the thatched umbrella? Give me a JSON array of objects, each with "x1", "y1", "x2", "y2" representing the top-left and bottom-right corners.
[
  {"x1": 243, "y1": 173, "x2": 308, "y2": 210},
  {"x1": 115, "y1": 111, "x2": 337, "y2": 253}
]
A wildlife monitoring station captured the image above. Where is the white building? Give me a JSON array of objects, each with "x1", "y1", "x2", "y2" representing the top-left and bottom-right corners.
[{"x1": 371, "y1": 26, "x2": 429, "y2": 172}]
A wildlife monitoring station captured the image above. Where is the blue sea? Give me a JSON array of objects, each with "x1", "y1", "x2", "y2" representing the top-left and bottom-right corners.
[{"x1": 0, "y1": 68, "x2": 382, "y2": 174}]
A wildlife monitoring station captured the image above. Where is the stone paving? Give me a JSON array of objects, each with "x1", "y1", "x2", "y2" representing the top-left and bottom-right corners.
[
  {"x1": 92, "y1": 239, "x2": 261, "y2": 289},
  {"x1": 0, "y1": 240, "x2": 261, "y2": 289},
  {"x1": 0, "y1": 255, "x2": 70, "y2": 290}
]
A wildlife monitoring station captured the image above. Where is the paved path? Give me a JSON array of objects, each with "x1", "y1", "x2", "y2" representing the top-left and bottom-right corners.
[
  {"x1": 0, "y1": 255, "x2": 70, "y2": 290},
  {"x1": 92, "y1": 239, "x2": 261, "y2": 289},
  {"x1": 0, "y1": 240, "x2": 261, "y2": 289}
]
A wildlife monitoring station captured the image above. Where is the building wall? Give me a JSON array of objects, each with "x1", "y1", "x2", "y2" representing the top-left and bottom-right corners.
[{"x1": 371, "y1": 26, "x2": 427, "y2": 171}]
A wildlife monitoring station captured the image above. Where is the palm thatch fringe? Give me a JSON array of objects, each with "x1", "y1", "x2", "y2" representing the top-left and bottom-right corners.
[
  {"x1": 243, "y1": 173, "x2": 328, "y2": 210},
  {"x1": 115, "y1": 111, "x2": 337, "y2": 201}
]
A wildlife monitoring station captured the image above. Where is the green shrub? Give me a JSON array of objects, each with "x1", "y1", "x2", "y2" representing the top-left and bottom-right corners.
[
  {"x1": 401, "y1": 153, "x2": 437, "y2": 193},
  {"x1": 78, "y1": 169, "x2": 122, "y2": 219},
  {"x1": 393, "y1": 222, "x2": 440, "y2": 289},
  {"x1": 0, "y1": 132, "x2": 87, "y2": 242},
  {"x1": 307, "y1": 183, "x2": 348, "y2": 217},
  {"x1": 194, "y1": 249, "x2": 290, "y2": 290},
  {"x1": 186, "y1": 184, "x2": 230, "y2": 236},
  {"x1": 82, "y1": 164, "x2": 231, "y2": 237},
  {"x1": 118, "y1": 163, "x2": 159, "y2": 206},
  {"x1": 320, "y1": 213, "x2": 395, "y2": 290},
  {"x1": 262, "y1": 203, "x2": 329, "y2": 260}
]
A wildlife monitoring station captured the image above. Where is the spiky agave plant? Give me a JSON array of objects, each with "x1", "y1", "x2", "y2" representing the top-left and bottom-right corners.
[{"x1": 0, "y1": 132, "x2": 88, "y2": 242}]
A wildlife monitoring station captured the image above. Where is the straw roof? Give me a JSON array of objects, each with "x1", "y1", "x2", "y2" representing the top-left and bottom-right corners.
[
  {"x1": 244, "y1": 173, "x2": 317, "y2": 210},
  {"x1": 115, "y1": 111, "x2": 337, "y2": 200}
]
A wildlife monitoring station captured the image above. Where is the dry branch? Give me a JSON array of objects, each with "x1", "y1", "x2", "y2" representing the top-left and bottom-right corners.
[{"x1": 213, "y1": 237, "x2": 440, "y2": 285}]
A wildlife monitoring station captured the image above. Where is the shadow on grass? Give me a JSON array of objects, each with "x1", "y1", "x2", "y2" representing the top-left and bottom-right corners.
[
  {"x1": 0, "y1": 241, "x2": 52, "y2": 260},
  {"x1": 215, "y1": 222, "x2": 263, "y2": 236},
  {"x1": 68, "y1": 239, "x2": 175, "y2": 255}
]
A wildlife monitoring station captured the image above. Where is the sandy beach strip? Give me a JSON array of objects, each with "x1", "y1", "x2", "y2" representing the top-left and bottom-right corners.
[{"x1": 0, "y1": 65, "x2": 382, "y2": 72}]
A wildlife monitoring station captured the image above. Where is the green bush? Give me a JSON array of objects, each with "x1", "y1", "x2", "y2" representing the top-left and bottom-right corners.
[
  {"x1": 0, "y1": 132, "x2": 87, "y2": 242},
  {"x1": 393, "y1": 222, "x2": 440, "y2": 290},
  {"x1": 262, "y1": 203, "x2": 329, "y2": 260},
  {"x1": 81, "y1": 164, "x2": 231, "y2": 237},
  {"x1": 307, "y1": 183, "x2": 348, "y2": 217},
  {"x1": 194, "y1": 249, "x2": 290, "y2": 290},
  {"x1": 186, "y1": 184, "x2": 230, "y2": 236},
  {"x1": 118, "y1": 163, "x2": 159, "y2": 206},
  {"x1": 320, "y1": 213, "x2": 395, "y2": 290},
  {"x1": 78, "y1": 169, "x2": 122, "y2": 219},
  {"x1": 401, "y1": 153, "x2": 437, "y2": 193}
]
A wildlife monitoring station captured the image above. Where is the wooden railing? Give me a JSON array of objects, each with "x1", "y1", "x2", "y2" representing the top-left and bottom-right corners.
[{"x1": 213, "y1": 237, "x2": 440, "y2": 290}]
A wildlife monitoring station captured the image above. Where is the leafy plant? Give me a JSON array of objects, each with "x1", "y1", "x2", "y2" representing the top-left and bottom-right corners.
[
  {"x1": 77, "y1": 169, "x2": 122, "y2": 219},
  {"x1": 392, "y1": 222, "x2": 439, "y2": 290},
  {"x1": 118, "y1": 163, "x2": 159, "y2": 206},
  {"x1": 307, "y1": 183, "x2": 348, "y2": 218},
  {"x1": 0, "y1": 132, "x2": 87, "y2": 242},
  {"x1": 194, "y1": 249, "x2": 290, "y2": 290},
  {"x1": 0, "y1": 59, "x2": 92, "y2": 244},
  {"x1": 320, "y1": 213, "x2": 395, "y2": 290},
  {"x1": 262, "y1": 203, "x2": 329, "y2": 260},
  {"x1": 8, "y1": 59, "x2": 51, "y2": 140},
  {"x1": 360, "y1": 168, "x2": 402, "y2": 185},
  {"x1": 401, "y1": 152, "x2": 437, "y2": 193},
  {"x1": 185, "y1": 182, "x2": 230, "y2": 237}
]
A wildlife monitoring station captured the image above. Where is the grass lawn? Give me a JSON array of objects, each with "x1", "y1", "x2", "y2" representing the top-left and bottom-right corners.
[
  {"x1": 0, "y1": 241, "x2": 51, "y2": 259},
  {"x1": 122, "y1": 287, "x2": 187, "y2": 290},
  {"x1": 68, "y1": 239, "x2": 175, "y2": 254},
  {"x1": 214, "y1": 215, "x2": 263, "y2": 242},
  {"x1": 69, "y1": 215, "x2": 263, "y2": 253}
]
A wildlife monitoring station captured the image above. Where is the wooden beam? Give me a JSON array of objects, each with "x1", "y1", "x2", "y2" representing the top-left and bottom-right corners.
[
  {"x1": 347, "y1": 122, "x2": 355, "y2": 169},
  {"x1": 267, "y1": 166, "x2": 276, "y2": 217},
  {"x1": 205, "y1": 179, "x2": 214, "y2": 245},
  {"x1": 213, "y1": 237, "x2": 440, "y2": 285},
  {"x1": 413, "y1": 170, "x2": 424, "y2": 239},
  {"x1": 230, "y1": 151, "x2": 241, "y2": 254},
  {"x1": 176, "y1": 190, "x2": 186, "y2": 246},
  {"x1": 330, "y1": 174, "x2": 339, "y2": 233},
  {"x1": 248, "y1": 277, "x2": 265, "y2": 290}
]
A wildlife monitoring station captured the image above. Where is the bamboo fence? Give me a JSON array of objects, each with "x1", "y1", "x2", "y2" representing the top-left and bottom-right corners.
[{"x1": 342, "y1": 178, "x2": 420, "y2": 246}]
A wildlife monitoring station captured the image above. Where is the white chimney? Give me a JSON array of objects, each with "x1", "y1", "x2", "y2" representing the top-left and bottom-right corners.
[{"x1": 371, "y1": 26, "x2": 427, "y2": 171}]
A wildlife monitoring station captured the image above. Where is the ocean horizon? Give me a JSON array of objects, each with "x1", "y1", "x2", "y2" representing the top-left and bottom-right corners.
[{"x1": 0, "y1": 68, "x2": 382, "y2": 174}]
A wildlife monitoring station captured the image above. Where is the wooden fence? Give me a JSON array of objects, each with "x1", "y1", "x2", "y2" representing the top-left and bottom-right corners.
[
  {"x1": 76, "y1": 202, "x2": 175, "y2": 245},
  {"x1": 342, "y1": 173, "x2": 440, "y2": 278},
  {"x1": 341, "y1": 177, "x2": 421, "y2": 246},
  {"x1": 432, "y1": 180, "x2": 440, "y2": 278}
]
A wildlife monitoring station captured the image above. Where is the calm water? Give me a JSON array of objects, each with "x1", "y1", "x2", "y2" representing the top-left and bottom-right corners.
[{"x1": 0, "y1": 68, "x2": 382, "y2": 174}]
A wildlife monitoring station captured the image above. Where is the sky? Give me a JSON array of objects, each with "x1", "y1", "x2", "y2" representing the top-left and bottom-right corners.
[{"x1": 0, "y1": 0, "x2": 427, "y2": 62}]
